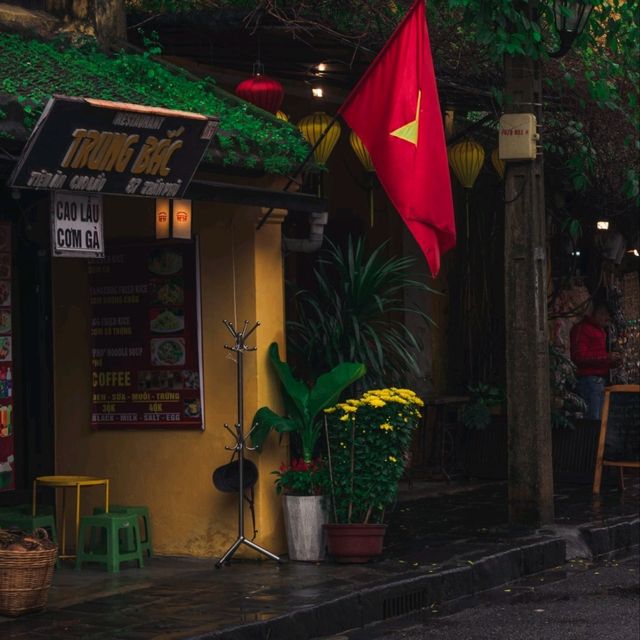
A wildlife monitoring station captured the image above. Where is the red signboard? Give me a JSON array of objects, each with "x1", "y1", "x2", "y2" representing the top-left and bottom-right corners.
[{"x1": 89, "y1": 241, "x2": 203, "y2": 430}]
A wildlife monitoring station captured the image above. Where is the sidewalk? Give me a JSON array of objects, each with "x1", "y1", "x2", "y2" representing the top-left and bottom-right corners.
[{"x1": 1, "y1": 480, "x2": 638, "y2": 640}]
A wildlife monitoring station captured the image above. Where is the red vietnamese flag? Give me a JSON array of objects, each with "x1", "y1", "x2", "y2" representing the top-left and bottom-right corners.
[{"x1": 339, "y1": 0, "x2": 455, "y2": 276}]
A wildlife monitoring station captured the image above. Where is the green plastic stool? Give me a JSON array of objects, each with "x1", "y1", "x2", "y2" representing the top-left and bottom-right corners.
[
  {"x1": 0, "y1": 512, "x2": 58, "y2": 542},
  {"x1": 93, "y1": 505, "x2": 152, "y2": 558},
  {"x1": 76, "y1": 513, "x2": 144, "y2": 573},
  {"x1": 0, "y1": 512, "x2": 61, "y2": 568}
]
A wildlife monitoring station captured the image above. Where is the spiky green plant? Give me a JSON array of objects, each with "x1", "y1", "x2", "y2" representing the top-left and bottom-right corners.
[{"x1": 287, "y1": 237, "x2": 436, "y2": 389}]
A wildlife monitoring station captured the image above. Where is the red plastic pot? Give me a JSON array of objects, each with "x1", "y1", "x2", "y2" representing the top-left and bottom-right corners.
[{"x1": 323, "y1": 523, "x2": 387, "y2": 563}]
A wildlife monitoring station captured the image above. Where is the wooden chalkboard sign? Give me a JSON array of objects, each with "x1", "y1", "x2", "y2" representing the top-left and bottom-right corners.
[{"x1": 593, "y1": 385, "x2": 640, "y2": 494}]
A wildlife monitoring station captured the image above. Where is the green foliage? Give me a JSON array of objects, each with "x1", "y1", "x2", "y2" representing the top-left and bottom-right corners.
[
  {"x1": 324, "y1": 388, "x2": 423, "y2": 524},
  {"x1": 461, "y1": 383, "x2": 505, "y2": 431},
  {"x1": 561, "y1": 217, "x2": 583, "y2": 243},
  {"x1": 128, "y1": 0, "x2": 254, "y2": 12},
  {"x1": 288, "y1": 237, "x2": 436, "y2": 389},
  {"x1": 549, "y1": 344, "x2": 587, "y2": 429},
  {"x1": 250, "y1": 343, "x2": 366, "y2": 462},
  {"x1": 0, "y1": 33, "x2": 309, "y2": 174},
  {"x1": 272, "y1": 457, "x2": 327, "y2": 495}
]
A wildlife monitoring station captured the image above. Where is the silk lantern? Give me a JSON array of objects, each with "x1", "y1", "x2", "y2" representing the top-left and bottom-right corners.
[
  {"x1": 350, "y1": 131, "x2": 376, "y2": 227},
  {"x1": 448, "y1": 140, "x2": 485, "y2": 239},
  {"x1": 235, "y1": 74, "x2": 284, "y2": 114},
  {"x1": 275, "y1": 110, "x2": 289, "y2": 122},
  {"x1": 349, "y1": 131, "x2": 375, "y2": 172},
  {"x1": 297, "y1": 112, "x2": 341, "y2": 165},
  {"x1": 448, "y1": 140, "x2": 485, "y2": 189},
  {"x1": 491, "y1": 148, "x2": 505, "y2": 180}
]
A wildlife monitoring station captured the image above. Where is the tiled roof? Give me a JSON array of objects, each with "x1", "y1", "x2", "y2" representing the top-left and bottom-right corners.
[{"x1": 0, "y1": 33, "x2": 309, "y2": 175}]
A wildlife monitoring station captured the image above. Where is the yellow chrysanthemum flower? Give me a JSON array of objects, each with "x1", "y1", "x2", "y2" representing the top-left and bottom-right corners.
[
  {"x1": 380, "y1": 422, "x2": 394, "y2": 431},
  {"x1": 388, "y1": 455, "x2": 397, "y2": 463},
  {"x1": 324, "y1": 407, "x2": 337, "y2": 414}
]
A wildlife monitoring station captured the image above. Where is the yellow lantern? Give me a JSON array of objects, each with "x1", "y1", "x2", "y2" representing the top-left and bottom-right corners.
[
  {"x1": 491, "y1": 147, "x2": 505, "y2": 179},
  {"x1": 447, "y1": 139, "x2": 485, "y2": 189},
  {"x1": 297, "y1": 112, "x2": 341, "y2": 165},
  {"x1": 276, "y1": 110, "x2": 289, "y2": 122},
  {"x1": 349, "y1": 131, "x2": 375, "y2": 172}
]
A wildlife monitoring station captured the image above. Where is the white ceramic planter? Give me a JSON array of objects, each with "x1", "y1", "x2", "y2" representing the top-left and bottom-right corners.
[{"x1": 281, "y1": 494, "x2": 327, "y2": 562}]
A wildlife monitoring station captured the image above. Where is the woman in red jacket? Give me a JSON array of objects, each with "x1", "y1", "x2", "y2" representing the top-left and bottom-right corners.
[{"x1": 570, "y1": 302, "x2": 622, "y2": 420}]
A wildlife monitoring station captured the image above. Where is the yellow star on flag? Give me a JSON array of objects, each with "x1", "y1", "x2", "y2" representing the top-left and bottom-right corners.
[{"x1": 390, "y1": 90, "x2": 421, "y2": 146}]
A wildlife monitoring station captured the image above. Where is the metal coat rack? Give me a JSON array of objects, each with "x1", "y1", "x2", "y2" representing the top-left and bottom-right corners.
[{"x1": 215, "y1": 319, "x2": 280, "y2": 568}]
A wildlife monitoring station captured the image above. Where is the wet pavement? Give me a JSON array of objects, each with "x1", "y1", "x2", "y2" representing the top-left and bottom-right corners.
[
  {"x1": 0, "y1": 480, "x2": 638, "y2": 639},
  {"x1": 325, "y1": 552, "x2": 640, "y2": 639}
]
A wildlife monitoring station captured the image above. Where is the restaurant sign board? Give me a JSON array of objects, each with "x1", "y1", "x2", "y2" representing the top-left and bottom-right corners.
[
  {"x1": 10, "y1": 96, "x2": 219, "y2": 199},
  {"x1": 51, "y1": 191, "x2": 104, "y2": 258}
]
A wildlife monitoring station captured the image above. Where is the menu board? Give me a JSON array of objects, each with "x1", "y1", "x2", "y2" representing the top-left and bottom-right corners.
[
  {"x1": 0, "y1": 222, "x2": 14, "y2": 491},
  {"x1": 89, "y1": 242, "x2": 204, "y2": 430}
]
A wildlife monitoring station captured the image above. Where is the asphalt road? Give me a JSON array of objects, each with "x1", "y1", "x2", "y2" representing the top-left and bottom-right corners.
[{"x1": 328, "y1": 552, "x2": 640, "y2": 640}]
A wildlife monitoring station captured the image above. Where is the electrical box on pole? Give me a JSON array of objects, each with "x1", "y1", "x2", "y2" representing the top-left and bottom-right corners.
[{"x1": 499, "y1": 114, "x2": 539, "y2": 160}]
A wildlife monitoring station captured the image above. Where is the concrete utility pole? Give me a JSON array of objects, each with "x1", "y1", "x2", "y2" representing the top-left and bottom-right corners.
[{"x1": 504, "y1": 1, "x2": 554, "y2": 527}]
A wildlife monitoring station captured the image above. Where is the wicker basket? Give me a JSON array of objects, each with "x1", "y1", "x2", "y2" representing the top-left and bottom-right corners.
[{"x1": 0, "y1": 546, "x2": 58, "y2": 617}]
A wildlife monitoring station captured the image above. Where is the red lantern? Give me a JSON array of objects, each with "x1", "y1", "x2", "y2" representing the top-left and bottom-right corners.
[{"x1": 235, "y1": 74, "x2": 284, "y2": 114}]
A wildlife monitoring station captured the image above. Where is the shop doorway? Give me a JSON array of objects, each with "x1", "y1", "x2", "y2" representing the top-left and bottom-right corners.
[{"x1": 0, "y1": 196, "x2": 54, "y2": 506}]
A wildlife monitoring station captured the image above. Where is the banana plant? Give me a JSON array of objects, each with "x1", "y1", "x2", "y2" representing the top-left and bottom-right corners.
[{"x1": 250, "y1": 342, "x2": 365, "y2": 462}]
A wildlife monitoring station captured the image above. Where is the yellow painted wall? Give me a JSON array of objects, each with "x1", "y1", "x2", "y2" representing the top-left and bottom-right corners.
[{"x1": 52, "y1": 195, "x2": 288, "y2": 558}]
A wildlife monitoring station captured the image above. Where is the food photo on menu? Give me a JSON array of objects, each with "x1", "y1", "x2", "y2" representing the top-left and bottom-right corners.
[
  {"x1": 150, "y1": 308, "x2": 185, "y2": 334},
  {"x1": 0, "y1": 310, "x2": 11, "y2": 334},
  {"x1": 153, "y1": 280, "x2": 184, "y2": 307},
  {"x1": 184, "y1": 398, "x2": 201, "y2": 419},
  {"x1": 0, "y1": 337, "x2": 11, "y2": 362},
  {"x1": 0, "y1": 280, "x2": 10, "y2": 306},
  {"x1": 151, "y1": 337, "x2": 186, "y2": 367},
  {"x1": 148, "y1": 249, "x2": 183, "y2": 276}
]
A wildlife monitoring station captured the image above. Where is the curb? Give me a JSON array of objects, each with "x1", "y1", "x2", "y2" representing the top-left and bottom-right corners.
[
  {"x1": 580, "y1": 516, "x2": 640, "y2": 558},
  {"x1": 196, "y1": 537, "x2": 566, "y2": 640}
]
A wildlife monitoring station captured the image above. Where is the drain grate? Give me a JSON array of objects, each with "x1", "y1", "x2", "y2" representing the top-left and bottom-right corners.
[{"x1": 382, "y1": 589, "x2": 428, "y2": 619}]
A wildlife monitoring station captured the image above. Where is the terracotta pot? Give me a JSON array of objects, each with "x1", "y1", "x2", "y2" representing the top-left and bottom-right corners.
[{"x1": 323, "y1": 523, "x2": 387, "y2": 563}]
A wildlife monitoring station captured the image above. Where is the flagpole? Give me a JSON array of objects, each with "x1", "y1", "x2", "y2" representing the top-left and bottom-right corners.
[{"x1": 256, "y1": 114, "x2": 341, "y2": 230}]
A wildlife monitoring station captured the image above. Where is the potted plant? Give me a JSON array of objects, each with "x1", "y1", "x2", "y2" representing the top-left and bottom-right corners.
[
  {"x1": 272, "y1": 457, "x2": 328, "y2": 561},
  {"x1": 250, "y1": 342, "x2": 365, "y2": 561},
  {"x1": 287, "y1": 237, "x2": 436, "y2": 390},
  {"x1": 250, "y1": 342, "x2": 365, "y2": 462},
  {"x1": 322, "y1": 388, "x2": 423, "y2": 563}
]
